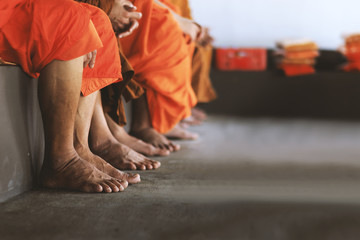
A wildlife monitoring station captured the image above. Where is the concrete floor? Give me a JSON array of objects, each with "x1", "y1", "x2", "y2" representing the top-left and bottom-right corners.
[{"x1": 2, "y1": 116, "x2": 360, "y2": 239}]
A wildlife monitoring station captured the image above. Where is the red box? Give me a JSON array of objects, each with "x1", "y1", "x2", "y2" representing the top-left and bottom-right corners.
[{"x1": 215, "y1": 48, "x2": 267, "y2": 71}]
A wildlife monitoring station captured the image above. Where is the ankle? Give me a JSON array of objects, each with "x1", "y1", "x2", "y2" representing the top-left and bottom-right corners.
[
  {"x1": 42, "y1": 149, "x2": 79, "y2": 170},
  {"x1": 130, "y1": 119, "x2": 152, "y2": 133},
  {"x1": 74, "y1": 140, "x2": 89, "y2": 151},
  {"x1": 90, "y1": 138, "x2": 113, "y2": 153},
  {"x1": 130, "y1": 126, "x2": 153, "y2": 134},
  {"x1": 108, "y1": 126, "x2": 125, "y2": 140}
]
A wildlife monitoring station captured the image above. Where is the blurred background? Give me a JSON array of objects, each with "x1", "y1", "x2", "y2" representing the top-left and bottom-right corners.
[
  {"x1": 3, "y1": 1, "x2": 360, "y2": 239},
  {"x1": 191, "y1": 0, "x2": 360, "y2": 49}
]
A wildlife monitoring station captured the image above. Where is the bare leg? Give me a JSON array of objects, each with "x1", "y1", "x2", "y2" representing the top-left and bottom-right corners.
[
  {"x1": 105, "y1": 113, "x2": 170, "y2": 156},
  {"x1": 89, "y1": 92, "x2": 161, "y2": 170},
  {"x1": 39, "y1": 58, "x2": 123, "y2": 193},
  {"x1": 130, "y1": 95, "x2": 180, "y2": 152},
  {"x1": 74, "y1": 91, "x2": 140, "y2": 186}
]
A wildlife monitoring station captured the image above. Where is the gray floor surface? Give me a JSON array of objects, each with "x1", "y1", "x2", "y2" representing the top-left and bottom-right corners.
[{"x1": 2, "y1": 116, "x2": 360, "y2": 239}]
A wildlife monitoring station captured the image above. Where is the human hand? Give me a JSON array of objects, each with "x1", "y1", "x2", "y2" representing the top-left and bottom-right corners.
[
  {"x1": 109, "y1": 0, "x2": 142, "y2": 38},
  {"x1": 179, "y1": 18, "x2": 200, "y2": 42},
  {"x1": 83, "y1": 50, "x2": 97, "y2": 69},
  {"x1": 117, "y1": 18, "x2": 139, "y2": 38},
  {"x1": 178, "y1": 18, "x2": 214, "y2": 45},
  {"x1": 196, "y1": 26, "x2": 214, "y2": 47}
]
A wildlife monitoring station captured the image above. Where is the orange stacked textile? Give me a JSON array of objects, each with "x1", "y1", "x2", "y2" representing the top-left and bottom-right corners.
[
  {"x1": 340, "y1": 34, "x2": 360, "y2": 71},
  {"x1": 275, "y1": 39, "x2": 319, "y2": 77}
]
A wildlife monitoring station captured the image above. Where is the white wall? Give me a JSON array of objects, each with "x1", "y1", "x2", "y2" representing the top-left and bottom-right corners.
[{"x1": 190, "y1": 0, "x2": 360, "y2": 49}]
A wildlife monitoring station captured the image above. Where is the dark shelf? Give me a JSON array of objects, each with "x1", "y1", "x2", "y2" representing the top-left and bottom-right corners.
[{"x1": 203, "y1": 50, "x2": 360, "y2": 119}]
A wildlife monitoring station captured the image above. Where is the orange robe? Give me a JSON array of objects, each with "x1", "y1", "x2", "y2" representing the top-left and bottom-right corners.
[
  {"x1": 161, "y1": 0, "x2": 217, "y2": 103},
  {"x1": 102, "y1": 46, "x2": 145, "y2": 126},
  {"x1": 120, "y1": 0, "x2": 197, "y2": 133},
  {"x1": 77, "y1": 0, "x2": 145, "y2": 126},
  {"x1": 160, "y1": 0, "x2": 191, "y2": 18},
  {"x1": 0, "y1": 0, "x2": 122, "y2": 97},
  {"x1": 76, "y1": 0, "x2": 114, "y2": 15}
]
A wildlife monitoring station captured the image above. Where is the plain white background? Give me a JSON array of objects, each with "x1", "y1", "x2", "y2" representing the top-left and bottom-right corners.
[{"x1": 189, "y1": 0, "x2": 360, "y2": 49}]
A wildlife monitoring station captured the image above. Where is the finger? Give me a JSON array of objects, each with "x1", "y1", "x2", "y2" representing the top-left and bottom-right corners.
[
  {"x1": 128, "y1": 20, "x2": 139, "y2": 33},
  {"x1": 197, "y1": 27, "x2": 207, "y2": 42},
  {"x1": 128, "y1": 11, "x2": 142, "y2": 20},
  {"x1": 119, "y1": 16, "x2": 131, "y2": 25},
  {"x1": 89, "y1": 50, "x2": 97, "y2": 69},
  {"x1": 118, "y1": 31, "x2": 131, "y2": 39},
  {"x1": 123, "y1": 2, "x2": 137, "y2": 11},
  {"x1": 115, "y1": 22, "x2": 126, "y2": 30},
  {"x1": 118, "y1": 21, "x2": 139, "y2": 38},
  {"x1": 202, "y1": 36, "x2": 214, "y2": 47},
  {"x1": 83, "y1": 53, "x2": 91, "y2": 68},
  {"x1": 194, "y1": 23, "x2": 201, "y2": 38}
]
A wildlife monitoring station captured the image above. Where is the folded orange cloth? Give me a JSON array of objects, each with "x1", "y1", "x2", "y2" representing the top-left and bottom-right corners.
[
  {"x1": 281, "y1": 58, "x2": 316, "y2": 65},
  {"x1": 0, "y1": 0, "x2": 101, "y2": 77},
  {"x1": 0, "y1": 0, "x2": 123, "y2": 96},
  {"x1": 344, "y1": 51, "x2": 360, "y2": 62},
  {"x1": 340, "y1": 34, "x2": 360, "y2": 72},
  {"x1": 276, "y1": 39, "x2": 318, "y2": 52},
  {"x1": 275, "y1": 50, "x2": 319, "y2": 59},
  {"x1": 280, "y1": 64, "x2": 315, "y2": 77},
  {"x1": 342, "y1": 61, "x2": 360, "y2": 72},
  {"x1": 344, "y1": 34, "x2": 360, "y2": 45}
]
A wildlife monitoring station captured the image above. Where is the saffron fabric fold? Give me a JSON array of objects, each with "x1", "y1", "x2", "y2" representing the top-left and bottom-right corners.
[
  {"x1": 276, "y1": 39, "x2": 319, "y2": 77},
  {"x1": 161, "y1": 0, "x2": 217, "y2": 103},
  {"x1": 120, "y1": 0, "x2": 197, "y2": 133},
  {"x1": 77, "y1": 0, "x2": 145, "y2": 126},
  {"x1": 341, "y1": 34, "x2": 360, "y2": 71},
  {"x1": 0, "y1": 0, "x2": 123, "y2": 96}
]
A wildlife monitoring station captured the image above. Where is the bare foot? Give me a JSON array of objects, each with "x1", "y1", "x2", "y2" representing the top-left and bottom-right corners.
[
  {"x1": 164, "y1": 124, "x2": 199, "y2": 140},
  {"x1": 192, "y1": 107, "x2": 207, "y2": 121},
  {"x1": 75, "y1": 145, "x2": 140, "y2": 185},
  {"x1": 105, "y1": 114, "x2": 170, "y2": 156},
  {"x1": 181, "y1": 116, "x2": 202, "y2": 126},
  {"x1": 90, "y1": 139, "x2": 161, "y2": 171},
  {"x1": 130, "y1": 128, "x2": 181, "y2": 152},
  {"x1": 40, "y1": 153, "x2": 125, "y2": 193},
  {"x1": 113, "y1": 130, "x2": 170, "y2": 157}
]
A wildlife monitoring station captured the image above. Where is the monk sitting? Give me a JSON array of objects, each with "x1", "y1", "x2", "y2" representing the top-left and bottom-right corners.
[
  {"x1": 159, "y1": 0, "x2": 217, "y2": 126},
  {"x1": 120, "y1": 0, "x2": 217, "y2": 146},
  {"x1": 0, "y1": 0, "x2": 147, "y2": 192},
  {"x1": 105, "y1": 0, "x2": 201, "y2": 153},
  {"x1": 77, "y1": 0, "x2": 171, "y2": 158}
]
